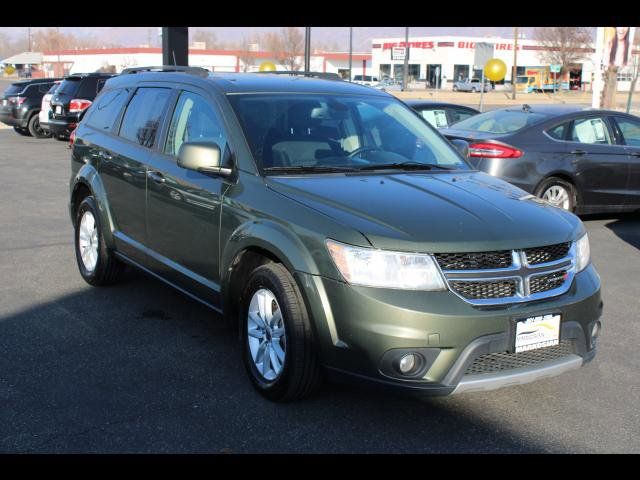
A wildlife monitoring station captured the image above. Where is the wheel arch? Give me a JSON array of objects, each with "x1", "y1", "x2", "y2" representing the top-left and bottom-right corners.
[
  {"x1": 70, "y1": 164, "x2": 116, "y2": 248},
  {"x1": 534, "y1": 172, "x2": 582, "y2": 210}
]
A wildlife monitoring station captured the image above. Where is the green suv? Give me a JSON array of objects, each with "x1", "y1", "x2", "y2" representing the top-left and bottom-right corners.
[{"x1": 69, "y1": 67, "x2": 602, "y2": 401}]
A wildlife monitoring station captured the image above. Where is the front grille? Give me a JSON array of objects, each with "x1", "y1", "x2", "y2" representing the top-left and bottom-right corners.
[
  {"x1": 434, "y1": 251, "x2": 512, "y2": 270},
  {"x1": 449, "y1": 279, "x2": 517, "y2": 299},
  {"x1": 464, "y1": 340, "x2": 575, "y2": 375},
  {"x1": 524, "y1": 242, "x2": 571, "y2": 265},
  {"x1": 529, "y1": 270, "x2": 568, "y2": 294}
]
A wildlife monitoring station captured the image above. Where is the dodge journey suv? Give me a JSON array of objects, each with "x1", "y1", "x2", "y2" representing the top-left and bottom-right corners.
[{"x1": 69, "y1": 66, "x2": 602, "y2": 402}]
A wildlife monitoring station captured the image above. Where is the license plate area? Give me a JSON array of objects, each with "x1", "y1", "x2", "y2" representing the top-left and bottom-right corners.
[
  {"x1": 514, "y1": 313, "x2": 561, "y2": 353},
  {"x1": 55, "y1": 106, "x2": 62, "y2": 114}
]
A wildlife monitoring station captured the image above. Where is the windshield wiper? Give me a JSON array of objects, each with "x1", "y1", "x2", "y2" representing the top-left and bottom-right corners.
[
  {"x1": 263, "y1": 165, "x2": 360, "y2": 174},
  {"x1": 356, "y1": 161, "x2": 457, "y2": 171}
]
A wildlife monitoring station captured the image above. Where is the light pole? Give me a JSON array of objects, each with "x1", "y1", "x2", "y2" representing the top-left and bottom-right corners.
[
  {"x1": 512, "y1": 27, "x2": 518, "y2": 100},
  {"x1": 402, "y1": 27, "x2": 409, "y2": 91},
  {"x1": 348, "y1": 27, "x2": 353, "y2": 82},
  {"x1": 304, "y1": 27, "x2": 311, "y2": 72}
]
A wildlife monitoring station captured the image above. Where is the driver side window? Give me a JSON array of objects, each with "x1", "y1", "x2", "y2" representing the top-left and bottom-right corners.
[{"x1": 164, "y1": 91, "x2": 226, "y2": 157}]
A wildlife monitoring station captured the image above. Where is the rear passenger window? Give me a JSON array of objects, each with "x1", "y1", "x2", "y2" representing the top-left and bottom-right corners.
[
  {"x1": 85, "y1": 89, "x2": 130, "y2": 132},
  {"x1": 449, "y1": 108, "x2": 475, "y2": 124},
  {"x1": 119, "y1": 87, "x2": 172, "y2": 148},
  {"x1": 164, "y1": 91, "x2": 226, "y2": 157},
  {"x1": 546, "y1": 122, "x2": 569, "y2": 140},
  {"x1": 614, "y1": 117, "x2": 640, "y2": 147},
  {"x1": 570, "y1": 117, "x2": 612, "y2": 145}
]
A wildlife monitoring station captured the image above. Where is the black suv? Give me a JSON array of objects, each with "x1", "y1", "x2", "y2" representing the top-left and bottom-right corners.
[
  {"x1": 49, "y1": 73, "x2": 114, "y2": 138},
  {"x1": 0, "y1": 78, "x2": 62, "y2": 137}
]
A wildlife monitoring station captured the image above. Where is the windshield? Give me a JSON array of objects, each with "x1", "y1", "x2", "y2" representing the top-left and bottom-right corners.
[
  {"x1": 56, "y1": 78, "x2": 81, "y2": 96},
  {"x1": 451, "y1": 109, "x2": 548, "y2": 134},
  {"x1": 229, "y1": 94, "x2": 469, "y2": 173}
]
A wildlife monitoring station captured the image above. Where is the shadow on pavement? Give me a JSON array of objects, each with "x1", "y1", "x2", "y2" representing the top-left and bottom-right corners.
[
  {"x1": 582, "y1": 211, "x2": 640, "y2": 251},
  {"x1": 0, "y1": 268, "x2": 556, "y2": 454}
]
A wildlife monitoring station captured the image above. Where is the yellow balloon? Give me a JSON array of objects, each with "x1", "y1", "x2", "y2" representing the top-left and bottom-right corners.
[
  {"x1": 258, "y1": 61, "x2": 277, "y2": 72},
  {"x1": 4, "y1": 65, "x2": 16, "y2": 75},
  {"x1": 484, "y1": 58, "x2": 507, "y2": 82}
]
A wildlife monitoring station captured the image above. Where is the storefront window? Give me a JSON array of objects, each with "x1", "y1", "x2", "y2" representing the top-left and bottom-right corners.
[{"x1": 453, "y1": 65, "x2": 470, "y2": 82}]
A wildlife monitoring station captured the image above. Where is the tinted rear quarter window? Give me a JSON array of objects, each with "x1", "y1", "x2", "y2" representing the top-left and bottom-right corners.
[
  {"x1": 85, "y1": 88, "x2": 130, "y2": 132},
  {"x1": 4, "y1": 84, "x2": 25, "y2": 96},
  {"x1": 77, "y1": 78, "x2": 103, "y2": 99},
  {"x1": 119, "y1": 87, "x2": 172, "y2": 148},
  {"x1": 57, "y1": 78, "x2": 81, "y2": 96},
  {"x1": 546, "y1": 122, "x2": 569, "y2": 140}
]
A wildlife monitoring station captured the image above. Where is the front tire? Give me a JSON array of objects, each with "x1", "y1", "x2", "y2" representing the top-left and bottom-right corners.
[
  {"x1": 241, "y1": 263, "x2": 322, "y2": 402},
  {"x1": 74, "y1": 196, "x2": 125, "y2": 286},
  {"x1": 536, "y1": 177, "x2": 577, "y2": 212},
  {"x1": 453, "y1": 85, "x2": 458, "y2": 92}
]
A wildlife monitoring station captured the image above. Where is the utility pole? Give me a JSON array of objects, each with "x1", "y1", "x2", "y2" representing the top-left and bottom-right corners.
[
  {"x1": 304, "y1": 27, "x2": 311, "y2": 72},
  {"x1": 348, "y1": 27, "x2": 353, "y2": 82},
  {"x1": 512, "y1": 27, "x2": 518, "y2": 100},
  {"x1": 27, "y1": 27, "x2": 31, "y2": 52},
  {"x1": 626, "y1": 53, "x2": 639, "y2": 113},
  {"x1": 402, "y1": 27, "x2": 409, "y2": 91}
]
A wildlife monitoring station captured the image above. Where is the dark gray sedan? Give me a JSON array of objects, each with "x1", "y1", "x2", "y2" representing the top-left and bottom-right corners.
[{"x1": 441, "y1": 105, "x2": 640, "y2": 214}]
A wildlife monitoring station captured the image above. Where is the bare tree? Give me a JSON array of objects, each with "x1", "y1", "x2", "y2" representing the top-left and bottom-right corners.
[
  {"x1": 625, "y1": 29, "x2": 640, "y2": 112},
  {"x1": 191, "y1": 29, "x2": 221, "y2": 49},
  {"x1": 533, "y1": 27, "x2": 593, "y2": 73},
  {"x1": 31, "y1": 28, "x2": 77, "y2": 52},
  {"x1": 263, "y1": 27, "x2": 304, "y2": 71},
  {"x1": 236, "y1": 35, "x2": 259, "y2": 72}
]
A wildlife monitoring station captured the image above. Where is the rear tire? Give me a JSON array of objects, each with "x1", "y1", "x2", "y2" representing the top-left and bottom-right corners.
[
  {"x1": 241, "y1": 263, "x2": 323, "y2": 402},
  {"x1": 27, "y1": 114, "x2": 50, "y2": 139},
  {"x1": 13, "y1": 126, "x2": 31, "y2": 136},
  {"x1": 74, "y1": 196, "x2": 125, "y2": 286},
  {"x1": 535, "y1": 177, "x2": 577, "y2": 212},
  {"x1": 453, "y1": 85, "x2": 458, "y2": 92}
]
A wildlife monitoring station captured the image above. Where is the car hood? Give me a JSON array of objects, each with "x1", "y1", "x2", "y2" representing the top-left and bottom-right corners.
[{"x1": 267, "y1": 171, "x2": 583, "y2": 253}]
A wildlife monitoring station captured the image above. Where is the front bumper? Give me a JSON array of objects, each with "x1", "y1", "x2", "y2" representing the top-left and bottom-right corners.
[{"x1": 296, "y1": 263, "x2": 602, "y2": 396}]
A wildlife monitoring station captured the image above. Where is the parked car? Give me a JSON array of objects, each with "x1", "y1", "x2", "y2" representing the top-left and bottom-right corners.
[
  {"x1": 372, "y1": 78, "x2": 402, "y2": 92},
  {"x1": 352, "y1": 74, "x2": 379, "y2": 86},
  {"x1": 69, "y1": 67, "x2": 601, "y2": 402},
  {"x1": 39, "y1": 80, "x2": 62, "y2": 136},
  {"x1": 0, "y1": 78, "x2": 62, "y2": 137},
  {"x1": 49, "y1": 72, "x2": 114, "y2": 139},
  {"x1": 452, "y1": 78, "x2": 491, "y2": 93},
  {"x1": 404, "y1": 99, "x2": 480, "y2": 129},
  {"x1": 440, "y1": 104, "x2": 640, "y2": 214}
]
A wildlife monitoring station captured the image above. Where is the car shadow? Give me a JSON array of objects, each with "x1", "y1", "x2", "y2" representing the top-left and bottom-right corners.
[
  {"x1": 0, "y1": 268, "x2": 558, "y2": 454},
  {"x1": 581, "y1": 211, "x2": 640, "y2": 251}
]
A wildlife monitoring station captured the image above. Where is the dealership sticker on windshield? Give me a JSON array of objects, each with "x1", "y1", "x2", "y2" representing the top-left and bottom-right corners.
[{"x1": 515, "y1": 314, "x2": 561, "y2": 353}]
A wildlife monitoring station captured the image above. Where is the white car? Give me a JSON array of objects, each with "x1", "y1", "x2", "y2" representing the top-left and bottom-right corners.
[
  {"x1": 352, "y1": 75, "x2": 379, "y2": 86},
  {"x1": 39, "y1": 81, "x2": 61, "y2": 135}
]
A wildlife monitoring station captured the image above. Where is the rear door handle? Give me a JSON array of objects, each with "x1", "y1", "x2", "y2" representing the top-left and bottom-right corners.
[
  {"x1": 147, "y1": 170, "x2": 166, "y2": 184},
  {"x1": 570, "y1": 149, "x2": 586, "y2": 155}
]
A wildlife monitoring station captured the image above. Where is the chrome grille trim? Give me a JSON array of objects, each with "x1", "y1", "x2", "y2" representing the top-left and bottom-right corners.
[{"x1": 438, "y1": 243, "x2": 576, "y2": 306}]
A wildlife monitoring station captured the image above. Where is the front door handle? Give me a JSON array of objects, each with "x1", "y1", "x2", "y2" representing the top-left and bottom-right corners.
[
  {"x1": 631, "y1": 152, "x2": 640, "y2": 157},
  {"x1": 147, "y1": 170, "x2": 166, "y2": 184},
  {"x1": 570, "y1": 149, "x2": 586, "y2": 155}
]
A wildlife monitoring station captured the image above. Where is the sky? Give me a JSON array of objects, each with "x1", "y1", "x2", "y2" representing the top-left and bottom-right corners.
[{"x1": 2, "y1": 26, "x2": 541, "y2": 52}]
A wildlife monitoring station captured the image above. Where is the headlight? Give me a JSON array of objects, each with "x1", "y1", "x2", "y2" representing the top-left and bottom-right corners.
[
  {"x1": 575, "y1": 233, "x2": 590, "y2": 272},
  {"x1": 326, "y1": 239, "x2": 446, "y2": 291}
]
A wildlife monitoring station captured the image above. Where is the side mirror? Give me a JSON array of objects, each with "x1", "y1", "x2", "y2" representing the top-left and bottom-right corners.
[
  {"x1": 177, "y1": 141, "x2": 232, "y2": 177},
  {"x1": 450, "y1": 139, "x2": 469, "y2": 159}
]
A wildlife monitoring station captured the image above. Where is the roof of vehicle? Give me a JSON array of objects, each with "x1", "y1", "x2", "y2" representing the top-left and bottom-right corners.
[
  {"x1": 105, "y1": 70, "x2": 389, "y2": 97},
  {"x1": 64, "y1": 72, "x2": 115, "y2": 80},
  {"x1": 11, "y1": 78, "x2": 62, "y2": 86},
  {"x1": 495, "y1": 104, "x2": 630, "y2": 118},
  {"x1": 404, "y1": 99, "x2": 480, "y2": 111}
]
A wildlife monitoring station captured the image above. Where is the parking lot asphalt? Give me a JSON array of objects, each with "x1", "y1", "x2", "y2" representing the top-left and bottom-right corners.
[{"x1": 0, "y1": 129, "x2": 639, "y2": 453}]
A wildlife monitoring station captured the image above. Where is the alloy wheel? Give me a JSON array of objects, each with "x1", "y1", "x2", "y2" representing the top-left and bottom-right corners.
[
  {"x1": 542, "y1": 185, "x2": 571, "y2": 210},
  {"x1": 78, "y1": 210, "x2": 99, "y2": 272},
  {"x1": 247, "y1": 288, "x2": 287, "y2": 381}
]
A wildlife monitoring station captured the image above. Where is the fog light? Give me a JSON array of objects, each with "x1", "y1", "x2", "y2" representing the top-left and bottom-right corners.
[{"x1": 398, "y1": 354, "x2": 417, "y2": 374}]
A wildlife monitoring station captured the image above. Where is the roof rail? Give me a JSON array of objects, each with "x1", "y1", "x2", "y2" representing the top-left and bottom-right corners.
[
  {"x1": 255, "y1": 70, "x2": 343, "y2": 81},
  {"x1": 120, "y1": 66, "x2": 210, "y2": 78}
]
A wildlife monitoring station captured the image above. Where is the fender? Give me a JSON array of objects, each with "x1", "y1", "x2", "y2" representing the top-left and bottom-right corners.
[
  {"x1": 71, "y1": 162, "x2": 117, "y2": 249},
  {"x1": 220, "y1": 219, "x2": 322, "y2": 293}
]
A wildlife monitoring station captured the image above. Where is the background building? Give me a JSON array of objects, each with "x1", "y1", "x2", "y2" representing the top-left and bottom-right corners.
[{"x1": 370, "y1": 35, "x2": 638, "y2": 91}]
